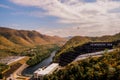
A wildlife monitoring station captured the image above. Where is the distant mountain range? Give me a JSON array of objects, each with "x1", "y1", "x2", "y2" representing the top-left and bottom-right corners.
[{"x1": 0, "y1": 27, "x2": 66, "y2": 49}]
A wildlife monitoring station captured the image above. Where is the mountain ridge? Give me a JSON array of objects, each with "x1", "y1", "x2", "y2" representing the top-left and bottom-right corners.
[
  {"x1": 53, "y1": 32, "x2": 120, "y2": 62},
  {"x1": 0, "y1": 27, "x2": 66, "y2": 48}
]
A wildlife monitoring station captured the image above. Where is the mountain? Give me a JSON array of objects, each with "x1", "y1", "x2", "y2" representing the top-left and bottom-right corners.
[
  {"x1": 0, "y1": 35, "x2": 18, "y2": 49},
  {"x1": 45, "y1": 49, "x2": 120, "y2": 80},
  {"x1": 54, "y1": 33, "x2": 120, "y2": 62},
  {"x1": 0, "y1": 27, "x2": 66, "y2": 48},
  {"x1": 64, "y1": 36, "x2": 73, "y2": 40}
]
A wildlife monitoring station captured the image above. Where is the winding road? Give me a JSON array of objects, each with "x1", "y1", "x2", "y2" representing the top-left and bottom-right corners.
[{"x1": 74, "y1": 49, "x2": 114, "y2": 62}]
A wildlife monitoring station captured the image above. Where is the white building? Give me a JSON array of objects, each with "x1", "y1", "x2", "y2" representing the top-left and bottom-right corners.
[{"x1": 34, "y1": 63, "x2": 59, "y2": 80}]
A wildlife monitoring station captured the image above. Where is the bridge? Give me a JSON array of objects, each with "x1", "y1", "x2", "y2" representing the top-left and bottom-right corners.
[{"x1": 59, "y1": 40, "x2": 120, "y2": 66}]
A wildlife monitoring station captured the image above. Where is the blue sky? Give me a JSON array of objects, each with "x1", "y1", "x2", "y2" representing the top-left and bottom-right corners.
[
  {"x1": 0, "y1": 0, "x2": 61, "y2": 30},
  {"x1": 0, "y1": 0, "x2": 120, "y2": 37}
]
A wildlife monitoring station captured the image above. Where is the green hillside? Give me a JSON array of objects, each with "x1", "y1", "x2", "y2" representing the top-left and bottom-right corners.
[
  {"x1": 44, "y1": 49, "x2": 120, "y2": 80},
  {"x1": 54, "y1": 33, "x2": 120, "y2": 62},
  {"x1": 0, "y1": 27, "x2": 66, "y2": 58},
  {"x1": 53, "y1": 36, "x2": 90, "y2": 62}
]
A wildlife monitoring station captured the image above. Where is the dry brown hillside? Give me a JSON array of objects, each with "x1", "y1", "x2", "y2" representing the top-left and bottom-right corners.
[{"x1": 0, "y1": 27, "x2": 66, "y2": 48}]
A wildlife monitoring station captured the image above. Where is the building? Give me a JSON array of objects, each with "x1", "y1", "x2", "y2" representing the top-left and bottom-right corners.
[{"x1": 34, "y1": 63, "x2": 59, "y2": 80}]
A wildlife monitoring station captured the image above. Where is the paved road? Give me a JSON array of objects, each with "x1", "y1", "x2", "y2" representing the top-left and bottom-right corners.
[
  {"x1": 7, "y1": 56, "x2": 25, "y2": 65},
  {"x1": 74, "y1": 49, "x2": 114, "y2": 62},
  {"x1": 6, "y1": 64, "x2": 30, "y2": 80}
]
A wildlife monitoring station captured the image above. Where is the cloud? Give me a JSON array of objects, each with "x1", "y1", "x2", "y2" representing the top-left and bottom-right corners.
[
  {"x1": 36, "y1": 22, "x2": 120, "y2": 37},
  {"x1": 9, "y1": 0, "x2": 120, "y2": 37},
  {"x1": 11, "y1": 11, "x2": 45, "y2": 18},
  {"x1": 9, "y1": 0, "x2": 120, "y2": 23},
  {"x1": 0, "y1": 4, "x2": 13, "y2": 9}
]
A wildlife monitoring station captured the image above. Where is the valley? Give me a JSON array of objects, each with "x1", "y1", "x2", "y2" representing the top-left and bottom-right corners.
[
  {"x1": 0, "y1": 27, "x2": 66, "y2": 80},
  {"x1": 1, "y1": 0, "x2": 120, "y2": 80},
  {"x1": 0, "y1": 27, "x2": 120, "y2": 80}
]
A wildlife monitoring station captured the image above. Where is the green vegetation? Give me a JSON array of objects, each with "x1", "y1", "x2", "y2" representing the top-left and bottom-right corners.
[
  {"x1": 53, "y1": 36, "x2": 90, "y2": 62},
  {"x1": 0, "y1": 27, "x2": 65, "y2": 58},
  {"x1": 0, "y1": 44, "x2": 59, "y2": 78},
  {"x1": 26, "y1": 45, "x2": 59, "y2": 66},
  {"x1": 0, "y1": 47, "x2": 31, "y2": 58},
  {"x1": 54, "y1": 33, "x2": 120, "y2": 62},
  {"x1": 0, "y1": 27, "x2": 65, "y2": 79},
  {"x1": 0, "y1": 63, "x2": 8, "y2": 73},
  {"x1": 0, "y1": 57, "x2": 29, "y2": 79},
  {"x1": 44, "y1": 49, "x2": 120, "y2": 80},
  {"x1": 0, "y1": 63, "x2": 9, "y2": 79},
  {"x1": 3, "y1": 63, "x2": 22, "y2": 79}
]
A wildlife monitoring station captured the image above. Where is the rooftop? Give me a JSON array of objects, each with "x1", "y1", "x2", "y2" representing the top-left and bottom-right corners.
[{"x1": 34, "y1": 63, "x2": 59, "y2": 75}]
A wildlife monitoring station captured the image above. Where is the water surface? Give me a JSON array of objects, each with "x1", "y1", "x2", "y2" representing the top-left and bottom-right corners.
[{"x1": 22, "y1": 51, "x2": 56, "y2": 76}]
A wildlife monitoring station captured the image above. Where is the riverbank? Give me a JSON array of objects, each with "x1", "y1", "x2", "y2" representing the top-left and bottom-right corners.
[
  {"x1": 3, "y1": 50, "x2": 57, "y2": 80},
  {"x1": 22, "y1": 51, "x2": 56, "y2": 76}
]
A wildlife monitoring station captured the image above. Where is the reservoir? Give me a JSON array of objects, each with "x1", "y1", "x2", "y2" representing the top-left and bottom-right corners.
[{"x1": 22, "y1": 51, "x2": 56, "y2": 76}]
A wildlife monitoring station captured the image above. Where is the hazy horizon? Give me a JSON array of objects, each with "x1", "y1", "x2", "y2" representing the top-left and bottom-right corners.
[{"x1": 0, "y1": 0, "x2": 120, "y2": 37}]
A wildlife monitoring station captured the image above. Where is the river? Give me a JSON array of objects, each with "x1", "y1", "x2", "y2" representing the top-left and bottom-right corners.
[{"x1": 22, "y1": 51, "x2": 56, "y2": 76}]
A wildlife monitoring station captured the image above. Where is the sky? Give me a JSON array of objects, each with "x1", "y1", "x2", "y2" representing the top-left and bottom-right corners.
[{"x1": 0, "y1": 0, "x2": 120, "y2": 37}]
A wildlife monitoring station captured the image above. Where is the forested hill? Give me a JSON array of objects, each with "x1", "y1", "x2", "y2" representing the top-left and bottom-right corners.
[
  {"x1": 54, "y1": 33, "x2": 120, "y2": 62},
  {"x1": 0, "y1": 27, "x2": 66, "y2": 49},
  {"x1": 44, "y1": 49, "x2": 120, "y2": 80}
]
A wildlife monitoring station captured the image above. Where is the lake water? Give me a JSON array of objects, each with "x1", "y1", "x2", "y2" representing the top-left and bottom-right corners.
[{"x1": 22, "y1": 51, "x2": 56, "y2": 76}]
